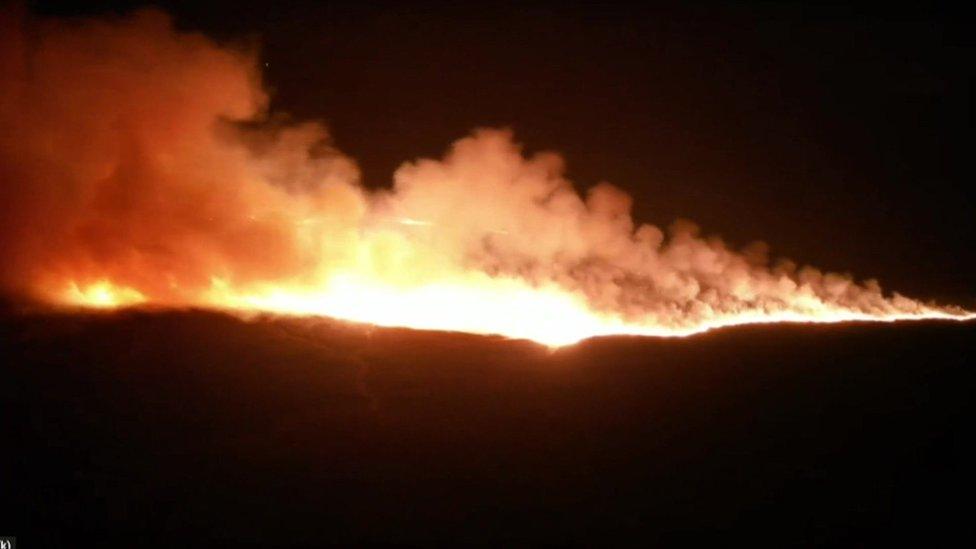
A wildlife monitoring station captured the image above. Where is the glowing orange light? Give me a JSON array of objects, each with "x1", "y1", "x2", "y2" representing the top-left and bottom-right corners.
[
  {"x1": 205, "y1": 285, "x2": 974, "y2": 348},
  {"x1": 6, "y1": 10, "x2": 973, "y2": 347},
  {"x1": 63, "y1": 280, "x2": 146, "y2": 309}
]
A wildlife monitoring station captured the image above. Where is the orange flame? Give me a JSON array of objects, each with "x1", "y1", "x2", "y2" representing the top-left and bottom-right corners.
[
  {"x1": 59, "y1": 271, "x2": 973, "y2": 348},
  {"x1": 63, "y1": 280, "x2": 146, "y2": 309},
  {"x1": 3, "y1": 9, "x2": 973, "y2": 347}
]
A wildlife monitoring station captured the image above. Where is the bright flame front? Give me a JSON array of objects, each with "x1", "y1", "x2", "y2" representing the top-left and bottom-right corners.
[{"x1": 59, "y1": 273, "x2": 975, "y2": 348}]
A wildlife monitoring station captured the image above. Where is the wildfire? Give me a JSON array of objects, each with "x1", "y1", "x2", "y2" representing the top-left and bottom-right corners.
[
  {"x1": 3, "y1": 9, "x2": 974, "y2": 347},
  {"x1": 63, "y1": 280, "x2": 146, "y2": 309},
  {"x1": 59, "y1": 270, "x2": 973, "y2": 348}
]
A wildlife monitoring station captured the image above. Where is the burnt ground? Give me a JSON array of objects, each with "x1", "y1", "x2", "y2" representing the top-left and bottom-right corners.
[{"x1": 2, "y1": 309, "x2": 973, "y2": 546}]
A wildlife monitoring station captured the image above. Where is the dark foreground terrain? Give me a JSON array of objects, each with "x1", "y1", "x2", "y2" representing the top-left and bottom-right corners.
[{"x1": 2, "y1": 310, "x2": 973, "y2": 546}]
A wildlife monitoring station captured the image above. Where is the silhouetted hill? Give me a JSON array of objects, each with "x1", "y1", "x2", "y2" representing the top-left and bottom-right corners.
[{"x1": 2, "y1": 310, "x2": 973, "y2": 546}]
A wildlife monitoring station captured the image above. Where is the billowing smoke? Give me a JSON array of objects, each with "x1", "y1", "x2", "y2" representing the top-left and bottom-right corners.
[
  {"x1": 0, "y1": 8, "x2": 361, "y2": 299},
  {"x1": 0, "y1": 8, "x2": 968, "y2": 344}
]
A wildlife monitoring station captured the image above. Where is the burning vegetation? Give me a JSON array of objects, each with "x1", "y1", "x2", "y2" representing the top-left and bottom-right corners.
[{"x1": 0, "y1": 8, "x2": 971, "y2": 346}]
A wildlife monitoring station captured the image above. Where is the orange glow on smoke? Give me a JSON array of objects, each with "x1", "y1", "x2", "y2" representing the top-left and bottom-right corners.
[{"x1": 4, "y1": 9, "x2": 974, "y2": 347}]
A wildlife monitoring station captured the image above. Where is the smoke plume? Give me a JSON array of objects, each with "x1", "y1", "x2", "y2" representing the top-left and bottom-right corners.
[{"x1": 0, "y1": 8, "x2": 968, "y2": 344}]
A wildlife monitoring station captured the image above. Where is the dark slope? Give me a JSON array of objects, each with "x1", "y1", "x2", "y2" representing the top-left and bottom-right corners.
[{"x1": 2, "y1": 310, "x2": 973, "y2": 546}]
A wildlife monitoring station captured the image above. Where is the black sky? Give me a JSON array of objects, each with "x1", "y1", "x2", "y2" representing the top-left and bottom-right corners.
[{"x1": 29, "y1": 0, "x2": 976, "y2": 304}]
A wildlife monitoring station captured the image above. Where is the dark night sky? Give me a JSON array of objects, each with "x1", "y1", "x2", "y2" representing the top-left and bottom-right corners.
[{"x1": 30, "y1": 0, "x2": 976, "y2": 304}]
